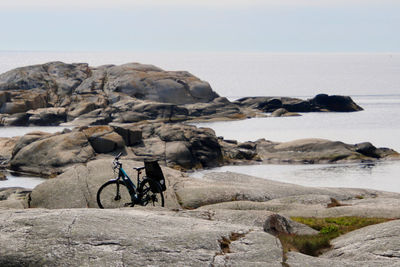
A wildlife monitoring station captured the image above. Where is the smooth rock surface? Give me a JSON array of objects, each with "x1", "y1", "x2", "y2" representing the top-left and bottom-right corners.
[
  {"x1": 10, "y1": 131, "x2": 95, "y2": 176},
  {"x1": 0, "y1": 208, "x2": 283, "y2": 266}
]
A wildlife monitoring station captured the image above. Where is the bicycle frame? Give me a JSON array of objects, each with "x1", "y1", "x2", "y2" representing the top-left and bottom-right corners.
[
  {"x1": 112, "y1": 159, "x2": 146, "y2": 205},
  {"x1": 97, "y1": 153, "x2": 165, "y2": 208}
]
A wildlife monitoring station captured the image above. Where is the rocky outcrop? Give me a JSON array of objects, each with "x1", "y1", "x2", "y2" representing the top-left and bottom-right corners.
[
  {"x1": 132, "y1": 122, "x2": 223, "y2": 169},
  {"x1": 253, "y1": 138, "x2": 399, "y2": 164},
  {"x1": 219, "y1": 137, "x2": 400, "y2": 165},
  {"x1": 0, "y1": 62, "x2": 365, "y2": 127},
  {"x1": 3, "y1": 160, "x2": 400, "y2": 266},
  {"x1": 0, "y1": 62, "x2": 223, "y2": 126},
  {"x1": 235, "y1": 94, "x2": 363, "y2": 113},
  {"x1": 10, "y1": 131, "x2": 95, "y2": 176},
  {"x1": 4, "y1": 123, "x2": 399, "y2": 177}
]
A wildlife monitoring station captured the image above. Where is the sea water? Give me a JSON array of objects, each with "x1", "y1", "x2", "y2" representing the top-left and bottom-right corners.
[{"x1": 0, "y1": 52, "x2": 399, "y2": 192}]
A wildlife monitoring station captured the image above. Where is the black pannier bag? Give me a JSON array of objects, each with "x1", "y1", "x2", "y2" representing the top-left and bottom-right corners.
[{"x1": 144, "y1": 161, "x2": 167, "y2": 192}]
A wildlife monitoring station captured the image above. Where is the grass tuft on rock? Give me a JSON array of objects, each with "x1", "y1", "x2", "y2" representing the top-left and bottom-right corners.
[{"x1": 278, "y1": 216, "x2": 392, "y2": 257}]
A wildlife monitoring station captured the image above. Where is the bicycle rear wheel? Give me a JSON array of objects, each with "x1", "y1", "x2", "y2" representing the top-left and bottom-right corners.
[
  {"x1": 97, "y1": 180, "x2": 133, "y2": 209},
  {"x1": 138, "y1": 178, "x2": 165, "y2": 207}
]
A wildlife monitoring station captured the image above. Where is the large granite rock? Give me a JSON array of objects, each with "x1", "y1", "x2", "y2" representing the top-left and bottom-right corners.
[
  {"x1": 29, "y1": 158, "x2": 182, "y2": 209},
  {"x1": 0, "y1": 208, "x2": 283, "y2": 267},
  {"x1": 74, "y1": 62, "x2": 219, "y2": 104},
  {"x1": 131, "y1": 122, "x2": 224, "y2": 169},
  {"x1": 10, "y1": 131, "x2": 95, "y2": 176}
]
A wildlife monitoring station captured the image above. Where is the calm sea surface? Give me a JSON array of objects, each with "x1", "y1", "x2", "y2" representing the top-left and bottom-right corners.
[{"x1": 1, "y1": 52, "x2": 399, "y2": 192}]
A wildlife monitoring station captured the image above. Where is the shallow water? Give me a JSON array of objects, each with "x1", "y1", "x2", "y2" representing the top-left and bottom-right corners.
[
  {"x1": 191, "y1": 95, "x2": 400, "y2": 193},
  {"x1": 0, "y1": 126, "x2": 72, "y2": 138},
  {"x1": 191, "y1": 161, "x2": 400, "y2": 193},
  {"x1": 0, "y1": 172, "x2": 46, "y2": 189}
]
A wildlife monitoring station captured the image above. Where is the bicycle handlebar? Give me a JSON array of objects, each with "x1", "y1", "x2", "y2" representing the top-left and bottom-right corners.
[{"x1": 115, "y1": 152, "x2": 123, "y2": 160}]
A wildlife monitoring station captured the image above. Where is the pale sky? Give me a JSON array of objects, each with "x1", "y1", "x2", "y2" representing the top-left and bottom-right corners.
[{"x1": 1, "y1": 0, "x2": 399, "y2": 52}]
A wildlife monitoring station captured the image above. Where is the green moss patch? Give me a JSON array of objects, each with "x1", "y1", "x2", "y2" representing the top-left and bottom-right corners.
[{"x1": 278, "y1": 216, "x2": 392, "y2": 257}]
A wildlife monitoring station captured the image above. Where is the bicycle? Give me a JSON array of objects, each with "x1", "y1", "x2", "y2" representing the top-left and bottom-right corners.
[{"x1": 97, "y1": 152, "x2": 165, "y2": 209}]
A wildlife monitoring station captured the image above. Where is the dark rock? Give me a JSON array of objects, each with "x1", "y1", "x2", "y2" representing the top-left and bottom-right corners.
[
  {"x1": 111, "y1": 124, "x2": 142, "y2": 146},
  {"x1": 283, "y1": 99, "x2": 312, "y2": 112},
  {"x1": 258, "y1": 98, "x2": 283, "y2": 111},
  {"x1": 81, "y1": 126, "x2": 125, "y2": 154},
  {"x1": 311, "y1": 94, "x2": 363, "y2": 112},
  {"x1": 0, "y1": 172, "x2": 6, "y2": 180},
  {"x1": 355, "y1": 142, "x2": 380, "y2": 158},
  {"x1": 27, "y1": 107, "x2": 67, "y2": 126},
  {"x1": 263, "y1": 214, "x2": 318, "y2": 236},
  {"x1": 1, "y1": 112, "x2": 30, "y2": 126}
]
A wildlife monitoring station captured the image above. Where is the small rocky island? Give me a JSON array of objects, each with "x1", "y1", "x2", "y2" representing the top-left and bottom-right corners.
[{"x1": 1, "y1": 62, "x2": 399, "y2": 266}]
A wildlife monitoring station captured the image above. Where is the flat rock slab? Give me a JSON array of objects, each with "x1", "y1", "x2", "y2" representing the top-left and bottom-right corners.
[
  {"x1": 181, "y1": 171, "x2": 398, "y2": 209},
  {"x1": 323, "y1": 219, "x2": 400, "y2": 262},
  {"x1": 0, "y1": 208, "x2": 283, "y2": 267}
]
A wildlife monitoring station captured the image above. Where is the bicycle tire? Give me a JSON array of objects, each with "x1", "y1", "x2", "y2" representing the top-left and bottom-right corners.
[
  {"x1": 97, "y1": 180, "x2": 134, "y2": 209},
  {"x1": 138, "y1": 178, "x2": 165, "y2": 207}
]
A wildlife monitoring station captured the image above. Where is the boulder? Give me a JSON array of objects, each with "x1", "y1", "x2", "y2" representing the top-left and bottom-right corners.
[
  {"x1": 310, "y1": 94, "x2": 363, "y2": 112},
  {"x1": 0, "y1": 137, "x2": 18, "y2": 165},
  {"x1": 10, "y1": 131, "x2": 95, "y2": 176},
  {"x1": 27, "y1": 107, "x2": 67, "y2": 126},
  {"x1": 132, "y1": 123, "x2": 224, "y2": 169},
  {"x1": 111, "y1": 124, "x2": 142, "y2": 146},
  {"x1": 263, "y1": 213, "x2": 318, "y2": 236},
  {"x1": 29, "y1": 158, "x2": 181, "y2": 209},
  {"x1": 11, "y1": 131, "x2": 52, "y2": 157},
  {"x1": 81, "y1": 126, "x2": 125, "y2": 153},
  {"x1": 165, "y1": 141, "x2": 194, "y2": 169}
]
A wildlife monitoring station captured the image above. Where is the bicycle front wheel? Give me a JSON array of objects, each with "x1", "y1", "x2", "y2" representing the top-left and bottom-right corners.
[
  {"x1": 138, "y1": 178, "x2": 165, "y2": 207},
  {"x1": 97, "y1": 180, "x2": 133, "y2": 209}
]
